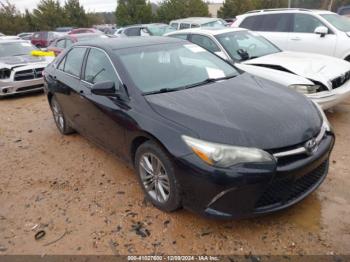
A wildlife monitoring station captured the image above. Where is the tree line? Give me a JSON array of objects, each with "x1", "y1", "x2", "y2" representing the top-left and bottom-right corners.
[{"x1": 1, "y1": 0, "x2": 350, "y2": 35}]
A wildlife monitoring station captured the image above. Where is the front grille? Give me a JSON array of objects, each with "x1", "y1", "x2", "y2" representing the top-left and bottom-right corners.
[
  {"x1": 14, "y1": 68, "x2": 45, "y2": 81},
  {"x1": 331, "y1": 71, "x2": 350, "y2": 89},
  {"x1": 255, "y1": 161, "x2": 328, "y2": 210}
]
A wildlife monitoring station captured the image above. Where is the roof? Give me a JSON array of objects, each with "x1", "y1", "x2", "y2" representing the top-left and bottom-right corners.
[
  {"x1": 166, "y1": 27, "x2": 246, "y2": 36},
  {"x1": 74, "y1": 36, "x2": 184, "y2": 50},
  {"x1": 0, "y1": 39, "x2": 27, "y2": 44},
  {"x1": 170, "y1": 17, "x2": 223, "y2": 24},
  {"x1": 241, "y1": 8, "x2": 335, "y2": 16}
]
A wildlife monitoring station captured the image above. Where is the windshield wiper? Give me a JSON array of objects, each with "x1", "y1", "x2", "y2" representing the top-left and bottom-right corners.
[
  {"x1": 144, "y1": 87, "x2": 183, "y2": 95},
  {"x1": 143, "y1": 75, "x2": 237, "y2": 95},
  {"x1": 13, "y1": 54, "x2": 28, "y2": 56},
  {"x1": 181, "y1": 75, "x2": 237, "y2": 90}
]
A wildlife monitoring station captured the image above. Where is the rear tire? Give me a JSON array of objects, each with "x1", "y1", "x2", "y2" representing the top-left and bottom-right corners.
[
  {"x1": 135, "y1": 141, "x2": 181, "y2": 212},
  {"x1": 50, "y1": 96, "x2": 75, "y2": 135}
]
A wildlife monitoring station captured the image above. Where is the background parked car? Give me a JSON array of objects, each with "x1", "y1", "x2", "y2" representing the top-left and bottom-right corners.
[
  {"x1": 31, "y1": 31, "x2": 61, "y2": 48},
  {"x1": 114, "y1": 25, "x2": 152, "y2": 37},
  {"x1": 17, "y1": 32, "x2": 33, "y2": 40},
  {"x1": 167, "y1": 27, "x2": 350, "y2": 109},
  {"x1": 68, "y1": 28, "x2": 102, "y2": 35},
  {"x1": 233, "y1": 9, "x2": 350, "y2": 61},
  {"x1": 337, "y1": 5, "x2": 350, "y2": 17},
  {"x1": 48, "y1": 33, "x2": 110, "y2": 56},
  {"x1": 0, "y1": 39, "x2": 53, "y2": 96},
  {"x1": 56, "y1": 27, "x2": 74, "y2": 33},
  {"x1": 170, "y1": 17, "x2": 228, "y2": 30}
]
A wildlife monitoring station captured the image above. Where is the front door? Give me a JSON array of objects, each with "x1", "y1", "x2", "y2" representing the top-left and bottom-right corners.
[
  {"x1": 287, "y1": 13, "x2": 337, "y2": 56},
  {"x1": 75, "y1": 48, "x2": 127, "y2": 156}
]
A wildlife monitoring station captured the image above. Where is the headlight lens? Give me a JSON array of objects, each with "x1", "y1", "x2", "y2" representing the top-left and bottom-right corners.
[
  {"x1": 182, "y1": 135, "x2": 274, "y2": 168},
  {"x1": 0, "y1": 68, "x2": 11, "y2": 79},
  {"x1": 289, "y1": 84, "x2": 320, "y2": 94}
]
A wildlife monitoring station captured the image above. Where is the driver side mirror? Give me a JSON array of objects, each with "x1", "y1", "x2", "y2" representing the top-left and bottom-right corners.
[
  {"x1": 91, "y1": 81, "x2": 118, "y2": 97},
  {"x1": 314, "y1": 26, "x2": 328, "y2": 37}
]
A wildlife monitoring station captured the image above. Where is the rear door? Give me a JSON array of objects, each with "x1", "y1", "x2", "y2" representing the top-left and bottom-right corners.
[
  {"x1": 240, "y1": 13, "x2": 292, "y2": 50},
  {"x1": 287, "y1": 13, "x2": 337, "y2": 56},
  {"x1": 53, "y1": 47, "x2": 88, "y2": 128}
]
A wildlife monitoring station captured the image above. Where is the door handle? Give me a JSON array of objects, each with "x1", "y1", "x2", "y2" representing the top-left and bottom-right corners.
[
  {"x1": 79, "y1": 90, "x2": 84, "y2": 94},
  {"x1": 291, "y1": 37, "x2": 301, "y2": 41}
]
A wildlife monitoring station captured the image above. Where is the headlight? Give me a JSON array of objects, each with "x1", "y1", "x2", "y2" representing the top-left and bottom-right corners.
[
  {"x1": 182, "y1": 135, "x2": 274, "y2": 168},
  {"x1": 289, "y1": 84, "x2": 320, "y2": 94},
  {"x1": 312, "y1": 101, "x2": 331, "y2": 131},
  {"x1": 0, "y1": 68, "x2": 11, "y2": 79}
]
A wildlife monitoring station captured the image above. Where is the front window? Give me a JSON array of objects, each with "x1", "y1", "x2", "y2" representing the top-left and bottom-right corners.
[
  {"x1": 216, "y1": 30, "x2": 281, "y2": 62},
  {"x1": 321, "y1": 14, "x2": 350, "y2": 32},
  {"x1": 0, "y1": 42, "x2": 37, "y2": 57},
  {"x1": 84, "y1": 49, "x2": 119, "y2": 84},
  {"x1": 115, "y1": 43, "x2": 239, "y2": 94},
  {"x1": 293, "y1": 14, "x2": 325, "y2": 33}
]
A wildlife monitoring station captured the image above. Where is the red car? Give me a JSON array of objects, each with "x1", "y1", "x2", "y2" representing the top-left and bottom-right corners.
[
  {"x1": 68, "y1": 28, "x2": 102, "y2": 35},
  {"x1": 31, "y1": 31, "x2": 61, "y2": 48},
  {"x1": 48, "y1": 33, "x2": 109, "y2": 56}
]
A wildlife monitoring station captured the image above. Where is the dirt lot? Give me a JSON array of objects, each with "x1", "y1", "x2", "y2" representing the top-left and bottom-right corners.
[{"x1": 0, "y1": 92, "x2": 349, "y2": 255}]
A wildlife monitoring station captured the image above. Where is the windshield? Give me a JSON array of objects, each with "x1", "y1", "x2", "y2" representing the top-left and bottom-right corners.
[
  {"x1": 116, "y1": 43, "x2": 239, "y2": 94},
  {"x1": 216, "y1": 30, "x2": 281, "y2": 62},
  {"x1": 0, "y1": 42, "x2": 37, "y2": 57},
  {"x1": 202, "y1": 20, "x2": 227, "y2": 28},
  {"x1": 321, "y1": 14, "x2": 350, "y2": 32},
  {"x1": 77, "y1": 34, "x2": 109, "y2": 41},
  {"x1": 147, "y1": 25, "x2": 176, "y2": 36}
]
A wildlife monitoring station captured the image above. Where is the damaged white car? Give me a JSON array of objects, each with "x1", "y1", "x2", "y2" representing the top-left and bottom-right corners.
[
  {"x1": 0, "y1": 39, "x2": 53, "y2": 97},
  {"x1": 166, "y1": 28, "x2": 350, "y2": 109}
]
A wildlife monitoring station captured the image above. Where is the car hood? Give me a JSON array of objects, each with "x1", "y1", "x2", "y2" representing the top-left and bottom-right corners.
[
  {"x1": 0, "y1": 55, "x2": 49, "y2": 68},
  {"x1": 243, "y1": 51, "x2": 350, "y2": 87},
  {"x1": 146, "y1": 73, "x2": 322, "y2": 150}
]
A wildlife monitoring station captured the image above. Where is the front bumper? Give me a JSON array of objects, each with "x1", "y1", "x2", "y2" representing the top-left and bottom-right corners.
[
  {"x1": 174, "y1": 134, "x2": 334, "y2": 219},
  {"x1": 308, "y1": 81, "x2": 350, "y2": 110},
  {"x1": 0, "y1": 78, "x2": 44, "y2": 97}
]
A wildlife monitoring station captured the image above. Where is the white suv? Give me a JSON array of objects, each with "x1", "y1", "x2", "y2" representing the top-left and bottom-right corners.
[{"x1": 233, "y1": 8, "x2": 350, "y2": 61}]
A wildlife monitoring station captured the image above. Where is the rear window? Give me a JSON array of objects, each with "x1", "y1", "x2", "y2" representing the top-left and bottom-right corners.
[
  {"x1": 240, "y1": 14, "x2": 292, "y2": 32},
  {"x1": 180, "y1": 23, "x2": 190, "y2": 30},
  {"x1": 59, "y1": 47, "x2": 86, "y2": 77}
]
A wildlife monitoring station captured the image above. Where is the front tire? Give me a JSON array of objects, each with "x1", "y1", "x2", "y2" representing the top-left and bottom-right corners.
[
  {"x1": 50, "y1": 96, "x2": 75, "y2": 135},
  {"x1": 135, "y1": 141, "x2": 181, "y2": 212}
]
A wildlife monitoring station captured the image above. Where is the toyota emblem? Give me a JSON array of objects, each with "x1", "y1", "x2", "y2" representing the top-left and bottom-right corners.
[{"x1": 304, "y1": 138, "x2": 318, "y2": 155}]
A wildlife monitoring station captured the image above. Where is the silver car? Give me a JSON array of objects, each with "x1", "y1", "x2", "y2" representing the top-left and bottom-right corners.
[{"x1": 0, "y1": 40, "x2": 53, "y2": 97}]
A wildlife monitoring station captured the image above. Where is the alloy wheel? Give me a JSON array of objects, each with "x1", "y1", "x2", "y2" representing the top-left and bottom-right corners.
[
  {"x1": 139, "y1": 152, "x2": 171, "y2": 203},
  {"x1": 51, "y1": 99, "x2": 65, "y2": 131}
]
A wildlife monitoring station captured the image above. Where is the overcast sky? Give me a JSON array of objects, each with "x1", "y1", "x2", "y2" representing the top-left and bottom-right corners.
[
  {"x1": 11, "y1": 0, "x2": 222, "y2": 13},
  {"x1": 12, "y1": 0, "x2": 118, "y2": 13}
]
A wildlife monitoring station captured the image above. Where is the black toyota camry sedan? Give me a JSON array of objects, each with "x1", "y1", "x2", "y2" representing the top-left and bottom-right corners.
[{"x1": 43, "y1": 37, "x2": 334, "y2": 219}]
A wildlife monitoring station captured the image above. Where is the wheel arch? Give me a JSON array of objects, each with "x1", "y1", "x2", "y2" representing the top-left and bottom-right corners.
[{"x1": 130, "y1": 132, "x2": 173, "y2": 167}]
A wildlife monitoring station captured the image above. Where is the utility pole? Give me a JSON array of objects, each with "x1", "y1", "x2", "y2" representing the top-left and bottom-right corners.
[
  {"x1": 328, "y1": 0, "x2": 334, "y2": 11},
  {"x1": 288, "y1": 0, "x2": 291, "y2": 8}
]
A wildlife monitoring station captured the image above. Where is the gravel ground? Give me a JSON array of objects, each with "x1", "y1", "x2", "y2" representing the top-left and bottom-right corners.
[{"x1": 0, "y1": 92, "x2": 349, "y2": 255}]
